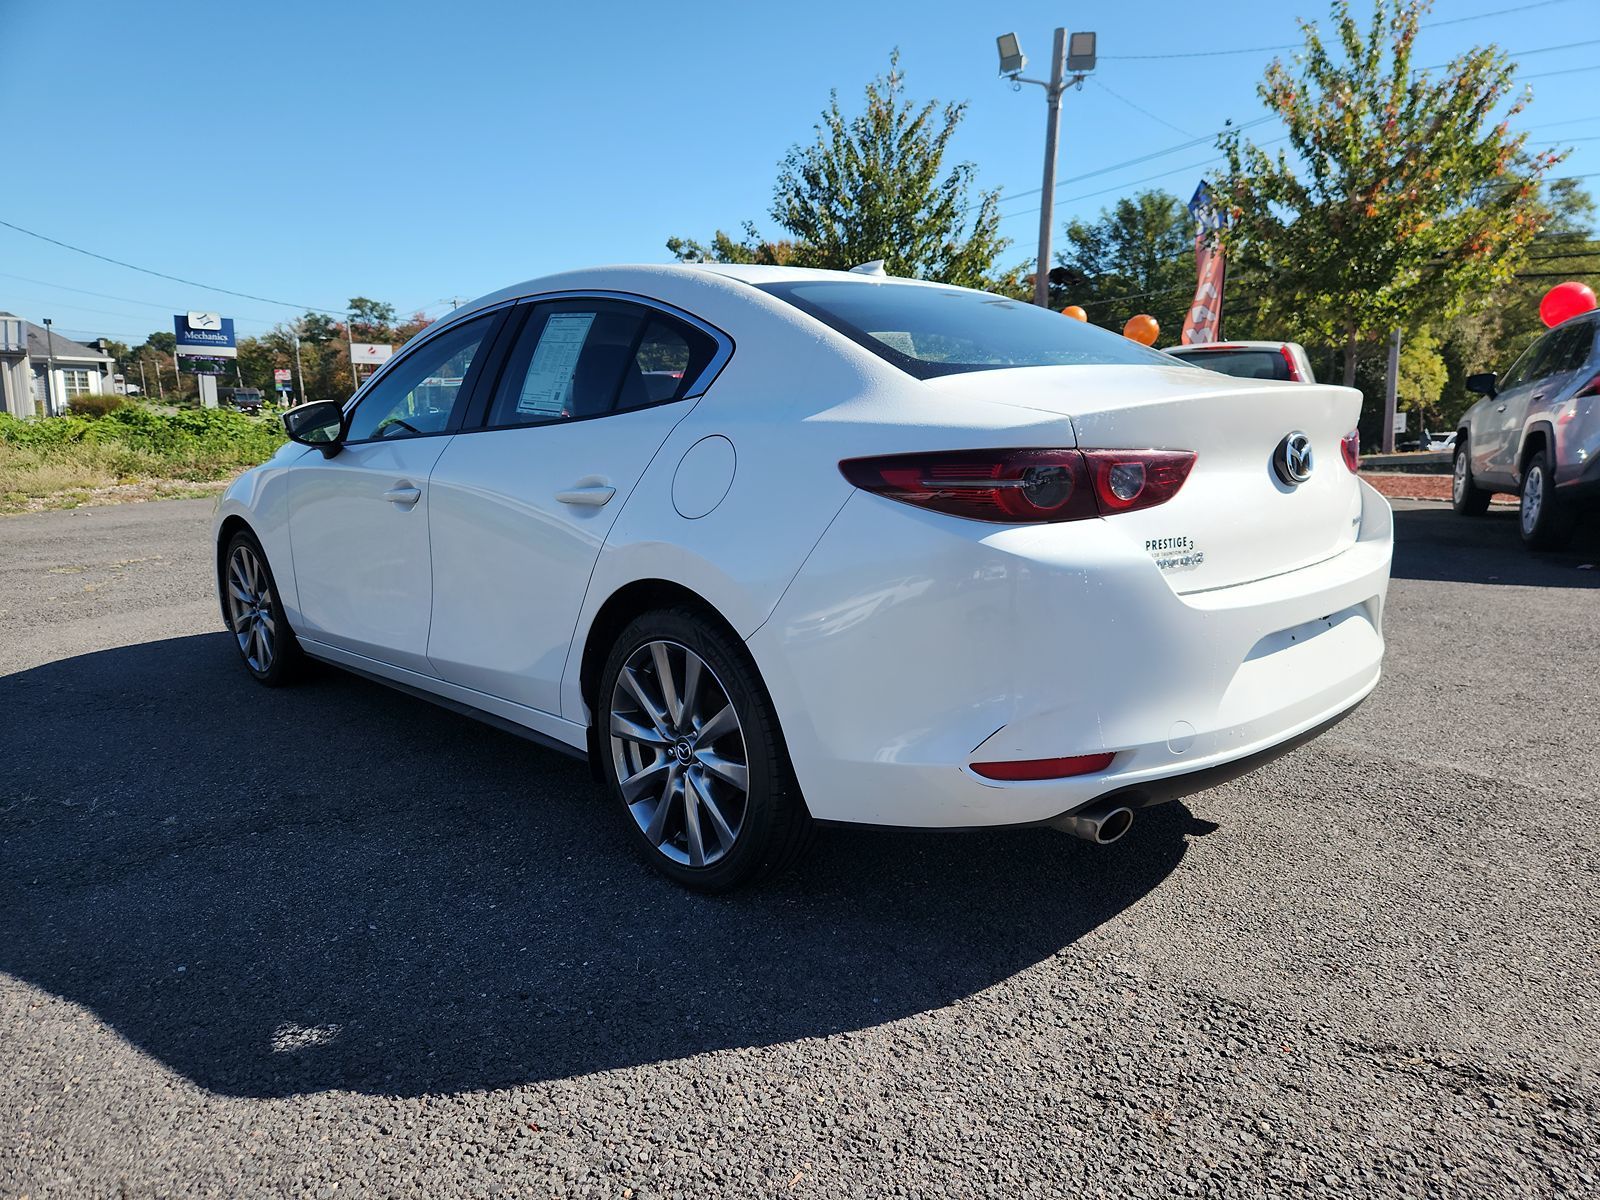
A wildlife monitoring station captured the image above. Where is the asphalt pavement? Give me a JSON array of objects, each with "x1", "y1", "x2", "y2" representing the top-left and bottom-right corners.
[{"x1": 2, "y1": 497, "x2": 1598, "y2": 1198}]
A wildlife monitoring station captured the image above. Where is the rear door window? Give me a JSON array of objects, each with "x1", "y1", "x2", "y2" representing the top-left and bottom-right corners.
[
  {"x1": 1540, "y1": 322, "x2": 1593, "y2": 379},
  {"x1": 484, "y1": 301, "x2": 717, "y2": 428}
]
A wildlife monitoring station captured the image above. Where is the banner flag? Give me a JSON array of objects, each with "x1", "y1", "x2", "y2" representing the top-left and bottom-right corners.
[{"x1": 1181, "y1": 182, "x2": 1227, "y2": 345}]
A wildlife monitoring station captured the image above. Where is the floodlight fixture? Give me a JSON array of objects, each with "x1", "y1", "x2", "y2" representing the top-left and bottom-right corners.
[
  {"x1": 996, "y1": 33, "x2": 1026, "y2": 77},
  {"x1": 1067, "y1": 31, "x2": 1097, "y2": 73}
]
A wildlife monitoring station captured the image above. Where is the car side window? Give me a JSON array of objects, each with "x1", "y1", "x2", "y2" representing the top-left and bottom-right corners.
[
  {"x1": 633, "y1": 318, "x2": 716, "y2": 406},
  {"x1": 1500, "y1": 333, "x2": 1550, "y2": 390},
  {"x1": 344, "y1": 315, "x2": 495, "y2": 443},
  {"x1": 1544, "y1": 323, "x2": 1593, "y2": 377},
  {"x1": 484, "y1": 301, "x2": 717, "y2": 429}
]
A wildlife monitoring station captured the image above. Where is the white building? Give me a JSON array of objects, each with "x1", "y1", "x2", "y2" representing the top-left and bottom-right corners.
[{"x1": 0, "y1": 314, "x2": 116, "y2": 417}]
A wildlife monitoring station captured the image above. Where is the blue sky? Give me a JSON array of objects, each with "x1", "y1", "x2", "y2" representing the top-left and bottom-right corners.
[{"x1": 2, "y1": 0, "x2": 1595, "y2": 345}]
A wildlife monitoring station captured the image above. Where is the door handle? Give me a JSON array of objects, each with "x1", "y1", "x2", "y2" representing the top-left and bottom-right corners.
[
  {"x1": 383, "y1": 485, "x2": 422, "y2": 506},
  {"x1": 1531, "y1": 392, "x2": 1546, "y2": 402},
  {"x1": 556, "y1": 484, "x2": 617, "y2": 507},
  {"x1": 1496, "y1": 404, "x2": 1506, "y2": 412}
]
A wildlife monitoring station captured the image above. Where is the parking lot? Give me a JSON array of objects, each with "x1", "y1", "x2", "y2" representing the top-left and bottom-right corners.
[{"x1": 2, "y1": 496, "x2": 1597, "y2": 1198}]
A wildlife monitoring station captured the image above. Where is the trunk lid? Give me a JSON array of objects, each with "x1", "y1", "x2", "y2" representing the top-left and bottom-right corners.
[{"x1": 924, "y1": 364, "x2": 1364, "y2": 593}]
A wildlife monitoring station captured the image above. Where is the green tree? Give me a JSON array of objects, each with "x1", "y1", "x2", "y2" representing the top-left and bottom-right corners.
[
  {"x1": 667, "y1": 224, "x2": 799, "y2": 266},
  {"x1": 1395, "y1": 326, "x2": 1449, "y2": 428},
  {"x1": 348, "y1": 296, "x2": 397, "y2": 342},
  {"x1": 1216, "y1": 0, "x2": 1565, "y2": 387},
  {"x1": 669, "y1": 52, "x2": 1008, "y2": 287},
  {"x1": 1056, "y1": 189, "x2": 1195, "y2": 337}
]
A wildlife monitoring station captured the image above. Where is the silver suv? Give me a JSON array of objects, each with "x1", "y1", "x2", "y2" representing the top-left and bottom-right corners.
[{"x1": 1453, "y1": 311, "x2": 1600, "y2": 548}]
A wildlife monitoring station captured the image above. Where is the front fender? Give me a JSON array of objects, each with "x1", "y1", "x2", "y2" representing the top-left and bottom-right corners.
[{"x1": 212, "y1": 450, "x2": 306, "y2": 622}]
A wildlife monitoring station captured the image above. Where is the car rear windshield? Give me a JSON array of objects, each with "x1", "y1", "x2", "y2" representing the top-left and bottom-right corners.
[
  {"x1": 1171, "y1": 347, "x2": 1291, "y2": 381},
  {"x1": 755, "y1": 280, "x2": 1175, "y2": 379}
]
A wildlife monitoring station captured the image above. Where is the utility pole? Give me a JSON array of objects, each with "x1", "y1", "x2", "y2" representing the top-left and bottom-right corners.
[
  {"x1": 1383, "y1": 329, "x2": 1402, "y2": 455},
  {"x1": 42, "y1": 317, "x2": 57, "y2": 416},
  {"x1": 137, "y1": 358, "x2": 148, "y2": 398},
  {"x1": 347, "y1": 309, "x2": 359, "y2": 390},
  {"x1": 997, "y1": 29, "x2": 1097, "y2": 307},
  {"x1": 292, "y1": 325, "x2": 309, "y2": 406}
]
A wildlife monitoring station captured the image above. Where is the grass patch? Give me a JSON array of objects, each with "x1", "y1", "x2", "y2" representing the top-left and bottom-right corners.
[{"x1": 0, "y1": 406, "x2": 286, "y2": 514}]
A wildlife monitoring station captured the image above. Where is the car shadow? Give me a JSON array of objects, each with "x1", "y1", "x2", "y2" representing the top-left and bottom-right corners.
[
  {"x1": 1390, "y1": 503, "x2": 1600, "y2": 588},
  {"x1": 0, "y1": 634, "x2": 1203, "y2": 1098}
]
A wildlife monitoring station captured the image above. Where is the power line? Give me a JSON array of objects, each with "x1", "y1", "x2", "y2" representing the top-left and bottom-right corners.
[
  {"x1": 1523, "y1": 65, "x2": 1600, "y2": 81},
  {"x1": 1088, "y1": 79, "x2": 1197, "y2": 139},
  {"x1": 975, "y1": 116, "x2": 1279, "y2": 216},
  {"x1": 1000, "y1": 140, "x2": 1291, "y2": 224},
  {"x1": 1099, "y1": 0, "x2": 1581, "y2": 61},
  {"x1": 0, "y1": 270, "x2": 282, "y2": 325},
  {"x1": 0, "y1": 217, "x2": 344, "y2": 314}
]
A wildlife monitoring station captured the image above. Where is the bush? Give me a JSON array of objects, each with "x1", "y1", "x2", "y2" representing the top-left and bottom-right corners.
[
  {"x1": 0, "y1": 403, "x2": 286, "y2": 483},
  {"x1": 67, "y1": 392, "x2": 125, "y2": 418}
]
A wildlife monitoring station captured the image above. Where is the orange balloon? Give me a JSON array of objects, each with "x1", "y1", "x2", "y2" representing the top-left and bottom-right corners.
[
  {"x1": 1060, "y1": 305, "x2": 1087, "y2": 321},
  {"x1": 1123, "y1": 314, "x2": 1160, "y2": 345}
]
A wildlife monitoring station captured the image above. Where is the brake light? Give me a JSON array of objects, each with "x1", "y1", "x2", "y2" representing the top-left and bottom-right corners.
[
  {"x1": 1280, "y1": 344, "x2": 1302, "y2": 381},
  {"x1": 971, "y1": 752, "x2": 1115, "y2": 781},
  {"x1": 839, "y1": 448, "x2": 1195, "y2": 524},
  {"x1": 1340, "y1": 430, "x2": 1361, "y2": 473},
  {"x1": 1573, "y1": 372, "x2": 1600, "y2": 399}
]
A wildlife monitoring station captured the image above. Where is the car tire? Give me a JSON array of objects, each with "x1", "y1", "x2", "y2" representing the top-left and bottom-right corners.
[
  {"x1": 220, "y1": 529, "x2": 304, "y2": 686},
  {"x1": 598, "y1": 606, "x2": 813, "y2": 891},
  {"x1": 1518, "y1": 449, "x2": 1576, "y2": 550},
  {"x1": 1451, "y1": 441, "x2": 1491, "y2": 516}
]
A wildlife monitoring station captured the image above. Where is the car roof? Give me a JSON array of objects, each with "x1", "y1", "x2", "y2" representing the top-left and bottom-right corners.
[{"x1": 442, "y1": 263, "x2": 954, "y2": 324}]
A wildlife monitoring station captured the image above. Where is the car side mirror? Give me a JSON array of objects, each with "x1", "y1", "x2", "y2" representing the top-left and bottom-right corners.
[
  {"x1": 1465, "y1": 372, "x2": 1498, "y2": 399},
  {"x1": 282, "y1": 399, "x2": 347, "y2": 457}
]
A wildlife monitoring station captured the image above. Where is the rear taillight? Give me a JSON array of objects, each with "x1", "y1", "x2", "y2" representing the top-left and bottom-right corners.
[
  {"x1": 839, "y1": 448, "x2": 1195, "y2": 524},
  {"x1": 1340, "y1": 430, "x2": 1361, "y2": 473},
  {"x1": 1080, "y1": 450, "x2": 1196, "y2": 513},
  {"x1": 1573, "y1": 372, "x2": 1600, "y2": 399}
]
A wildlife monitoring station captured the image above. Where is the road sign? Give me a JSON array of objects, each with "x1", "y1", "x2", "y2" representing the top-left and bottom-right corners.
[
  {"x1": 350, "y1": 342, "x2": 394, "y2": 366},
  {"x1": 174, "y1": 313, "x2": 237, "y2": 359}
]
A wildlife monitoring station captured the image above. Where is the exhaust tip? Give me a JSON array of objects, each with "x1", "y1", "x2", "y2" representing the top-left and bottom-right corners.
[
  {"x1": 1095, "y1": 805, "x2": 1134, "y2": 844},
  {"x1": 1056, "y1": 802, "x2": 1134, "y2": 845}
]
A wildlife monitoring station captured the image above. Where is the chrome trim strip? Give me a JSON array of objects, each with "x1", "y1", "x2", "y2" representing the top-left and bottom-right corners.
[{"x1": 343, "y1": 289, "x2": 735, "y2": 417}]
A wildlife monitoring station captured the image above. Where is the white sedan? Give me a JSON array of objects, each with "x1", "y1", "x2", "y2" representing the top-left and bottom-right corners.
[{"x1": 215, "y1": 265, "x2": 1393, "y2": 889}]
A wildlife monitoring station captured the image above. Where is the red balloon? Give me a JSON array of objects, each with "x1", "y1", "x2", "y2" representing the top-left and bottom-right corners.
[{"x1": 1539, "y1": 281, "x2": 1597, "y2": 328}]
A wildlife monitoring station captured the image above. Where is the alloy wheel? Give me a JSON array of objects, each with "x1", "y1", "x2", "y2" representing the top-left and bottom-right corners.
[
  {"x1": 1453, "y1": 450, "x2": 1467, "y2": 502},
  {"x1": 225, "y1": 543, "x2": 276, "y2": 673},
  {"x1": 1521, "y1": 465, "x2": 1544, "y2": 536},
  {"x1": 608, "y1": 639, "x2": 750, "y2": 868}
]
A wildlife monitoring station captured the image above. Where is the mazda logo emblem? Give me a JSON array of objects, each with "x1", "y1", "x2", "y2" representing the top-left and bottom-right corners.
[{"x1": 1274, "y1": 432, "x2": 1314, "y2": 486}]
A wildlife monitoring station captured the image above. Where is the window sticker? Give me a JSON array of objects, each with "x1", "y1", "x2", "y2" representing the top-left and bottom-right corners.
[{"x1": 516, "y1": 313, "x2": 595, "y2": 416}]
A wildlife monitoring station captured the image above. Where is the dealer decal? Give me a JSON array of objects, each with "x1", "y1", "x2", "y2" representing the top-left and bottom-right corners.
[{"x1": 1145, "y1": 535, "x2": 1205, "y2": 572}]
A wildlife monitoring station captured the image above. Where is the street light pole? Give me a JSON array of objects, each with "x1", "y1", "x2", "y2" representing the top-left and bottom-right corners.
[
  {"x1": 1034, "y1": 29, "x2": 1067, "y2": 309},
  {"x1": 42, "y1": 317, "x2": 57, "y2": 416},
  {"x1": 998, "y1": 29, "x2": 1096, "y2": 308}
]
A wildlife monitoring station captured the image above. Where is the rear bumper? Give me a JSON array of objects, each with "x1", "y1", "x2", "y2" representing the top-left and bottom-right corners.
[
  {"x1": 749, "y1": 479, "x2": 1392, "y2": 829},
  {"x1": 1555, "y1": 450, "x2": 1600, "y2": 504}
]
